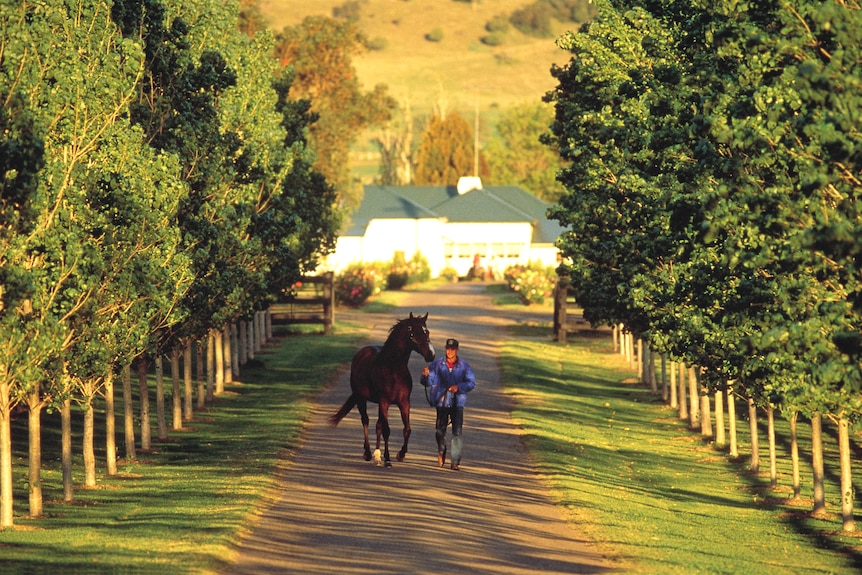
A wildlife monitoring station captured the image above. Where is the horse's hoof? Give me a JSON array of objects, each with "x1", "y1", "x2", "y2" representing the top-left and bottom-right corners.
[
  {"x1": 385, "y1": 460, "x2": 393, "y2": 468},
  {"x1": 373, "y1": 449, "x2": 382, "y2": 466},
  {"x1": 397, "y1": 453, "x2": 406, "y2": 462},
  {"x1": 364, "y1": 451, "x2": 372, "y2": 461}
]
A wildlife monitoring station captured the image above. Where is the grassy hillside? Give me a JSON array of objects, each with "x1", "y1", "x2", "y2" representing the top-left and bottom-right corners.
[{"x1": 258, "y1": 0, "x2": 572, "y2": 119}]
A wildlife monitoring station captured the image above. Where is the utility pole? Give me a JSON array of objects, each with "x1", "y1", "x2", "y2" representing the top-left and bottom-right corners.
[{"x1": 473, "y1": 88, "x2": 479, "y2": 177}]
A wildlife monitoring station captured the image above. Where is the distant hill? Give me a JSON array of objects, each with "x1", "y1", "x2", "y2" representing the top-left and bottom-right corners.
[
  {"x1": 257, "y1": 1, "x2": 584, "y2": 183},
  {"x1": 258, "y1": 0, "x2": 575, "y2": 117}
]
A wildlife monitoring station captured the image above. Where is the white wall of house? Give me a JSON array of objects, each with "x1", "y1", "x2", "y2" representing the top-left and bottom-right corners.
[
  {"x1": 441, "y1": 221, "x2": 532, "y2": 277},
  {"x1": 323, "y1": 218, "x2": 559, "y2": 279},
  {"x1": 324, "y1": 217, "x2": 447, "y2": 275}
]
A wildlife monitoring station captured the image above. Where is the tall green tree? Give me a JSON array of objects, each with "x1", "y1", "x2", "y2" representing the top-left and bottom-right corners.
[
  {"x1": 547, "y1": 0, "x2": 862, "y2": 527},
  {"x1": 486, "y1": 102, "x2": 566, "y2": 201},
  {"x1": 0, "y1": 0, "x2": 152, "y2": 525},
  {"x1": 274, "y1": 15, "x2": 395, "y2": 210}
]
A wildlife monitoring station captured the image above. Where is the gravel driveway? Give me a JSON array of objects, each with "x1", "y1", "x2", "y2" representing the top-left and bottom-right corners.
[{"x1": 222, "y1": 282, "x2": 614, "y2": 574}]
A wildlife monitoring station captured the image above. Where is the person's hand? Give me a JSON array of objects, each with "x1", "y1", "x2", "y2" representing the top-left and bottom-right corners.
[
  {"x1": 448, "y1": 385, "x2": 458, "y2": 393},
  {"x1": 422, "y1": 366, "x2": 430, "y2": 377}
]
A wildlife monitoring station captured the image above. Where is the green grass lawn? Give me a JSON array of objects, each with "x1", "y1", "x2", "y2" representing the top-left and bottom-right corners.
[
  {"x1": 0, "y1": 326, "x2": 366, "y2": 574},
  {"x1": 4, "y1": 287, "x2": 862, "y2": 573},
  {"x1": 499, "y1": 329, "x2": 862, "y2": 574}
]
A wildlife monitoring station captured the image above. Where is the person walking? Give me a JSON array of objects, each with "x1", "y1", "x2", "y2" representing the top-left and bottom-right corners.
[{"x1": 420, "y1": 338, "x2": 476, "y2": 470}]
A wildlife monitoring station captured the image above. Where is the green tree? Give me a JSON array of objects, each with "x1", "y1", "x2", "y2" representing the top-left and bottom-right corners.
[
  {"x1": 274, "y1": 15, "x2": 395, "y2": 210},
  {"x1": 547, "y1": 0, "x2": 862, "y2": 528},
  {"x1": 0, "y1": 0, "x2": 154, "y2": 524},
  {"x1": 486, "y1": 102, "x2": 566, "y2": 201},
  {"x1": 415, "y1": 111, "x2": 487, "y2": 185}
]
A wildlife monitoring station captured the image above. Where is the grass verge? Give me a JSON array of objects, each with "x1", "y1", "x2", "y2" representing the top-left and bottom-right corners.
[
  {"x1": 1, "y1": 325, "x2": 366, "y2": 574},
  {"x1": 498, "y1": 331, "x2": 862, "y2": 574}
]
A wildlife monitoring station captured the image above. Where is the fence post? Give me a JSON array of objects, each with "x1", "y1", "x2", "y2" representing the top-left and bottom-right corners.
[{"x1": 554, "y1": 277, "x2": 568, "y2": 343}]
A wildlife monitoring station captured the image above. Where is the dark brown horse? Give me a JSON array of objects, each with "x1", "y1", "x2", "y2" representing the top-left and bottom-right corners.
[{"x1": 330, "y1": 313, "x2": 436, "y2": 466}]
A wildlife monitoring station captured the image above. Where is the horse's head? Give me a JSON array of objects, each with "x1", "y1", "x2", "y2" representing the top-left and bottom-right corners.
[{"x1": 403, "y1": 312, "x2": 435, "y2": 362}]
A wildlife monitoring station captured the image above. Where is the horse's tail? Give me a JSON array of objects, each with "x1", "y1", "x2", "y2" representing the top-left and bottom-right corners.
[{"x1": 329, "y1": 394, "x2": 357, "y2": 427}]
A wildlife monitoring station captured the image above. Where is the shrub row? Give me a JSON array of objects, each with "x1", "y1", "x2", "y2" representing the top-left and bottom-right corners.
[
  {"x1": 335, "y1": 253, "x2": 432, "y2": 306},
  {"x1": 336, "y1": 257, "x2": 556, "y2": 307}
]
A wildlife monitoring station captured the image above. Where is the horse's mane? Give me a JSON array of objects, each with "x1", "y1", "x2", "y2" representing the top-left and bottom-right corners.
[{"x1": 383, "y1": 317, "x2": 409, "y2": 347}]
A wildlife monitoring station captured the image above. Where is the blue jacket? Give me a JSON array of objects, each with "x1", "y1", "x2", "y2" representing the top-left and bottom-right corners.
[{"x1": 422, "y1": 357, "x2": 476, "y2": 408}]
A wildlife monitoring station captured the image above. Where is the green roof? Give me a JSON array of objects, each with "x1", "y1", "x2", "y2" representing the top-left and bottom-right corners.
[{"x1": 345, "y1": 184, "x2": 565, "y2": 244}]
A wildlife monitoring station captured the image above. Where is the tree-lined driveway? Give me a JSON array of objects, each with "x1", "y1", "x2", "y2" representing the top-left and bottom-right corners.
[{"x1": 223, "y1": 282, "x2": 614, "y2": 574}]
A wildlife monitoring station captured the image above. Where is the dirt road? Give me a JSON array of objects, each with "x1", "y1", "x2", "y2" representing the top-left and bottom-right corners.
[{"x1": 222, "y1": 282, "x2": 614, "y2": 574}]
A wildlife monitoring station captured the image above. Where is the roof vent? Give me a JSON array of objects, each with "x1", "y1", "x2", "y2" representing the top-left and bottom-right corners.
[{"x1": 457, "y1": 176, "x2": 482, "y2": 195}]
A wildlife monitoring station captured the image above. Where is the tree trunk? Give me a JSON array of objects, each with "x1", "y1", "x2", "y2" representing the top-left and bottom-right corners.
[
  {"x1": 699, "y1": 371, "x2": 712, "y2": 438},
  {"x1": 196, "y1": 342, "x2": 205, "y2": 409},
  {"x1": 247, "y1": 318, "x2": 255, "y2": 360},
  {"x1": 231, "y1": 323, "x2": 240, "y2": 378},
  {"x1": 838, "y1": 417, "x2": 855, "y2": 532},
  {"x1": 239, "y1": 320, "x2": 248, "y2": 366},
  {"x1": 767, "y1": 406, "x2": 777, "y2": 487},
  {"x1": 748, "y1": 398, "x2": 760, "y2": 473},
  {"x1": 660, "y1": 354, "x2": 667, "y2": 402},
  {"x1": 223, "y1": 325, "x2": 233, "y2": 385},
  {"x1": 61, "y1": 398, "x2": 73, "y2": 501},
  {"x1": 105, "y1": 370, "x2": 117, "y2": 476},
  {"x1": 688, "y1": 365, "x2": 700, "y2": 429},
  {"x1": 790, "y1": 411, "x2": 801, "y2": 499},
  {"x1": 171, "y1": 350, "x2": 182, "y2": 429},
  {"x1": 811, "y1": 413, "x2": 826, "y2": 515},
  {"x1": 668, "y1": 360, "x2": 677, "y2": 408},
  {"x1": 636, "y1": 338, "x2": 644, "y2": 382},
  {"x1": 0, "y1": 377, "x2": 14, "y2": 528},
  {"x1": 207, "y1": 332, "x2": 216, "y2": 403},
  {"x1": 83, "y1": 397, "x2": 96, "y2": 488},
  {"x1": 648, "y1": 344, "x2": 657, "y2": 394},
  {"x1": 137, "y1": 359, "x2": 151, "y2": 451},
  {"x1": 215, "y1": 327, "x2": 225, "y2": 395},
  {"x1": 27, "y1": 385, "x2": 43, "y2": 518},
  {"x1": 265, "y1": 308, "x2": 272, "y2": 341},
  {"x1": 726, "y1": 386, "x2": 738, "y2": 458},
  {"x1": 155, "y1": 355, "x2": 167, "y2": 440},
  {"x1": 714, "y1": 389, "x2": 725, "y2": 448},
  {"x1": 677, "y1": 362, "x2": 688, "y2": 421},
  {"x1": 122, "y1": 364, "x2": 136, "y2": 461},
  {"x1": 184, "y1": 340, "x2": 193, "y2": 420}
]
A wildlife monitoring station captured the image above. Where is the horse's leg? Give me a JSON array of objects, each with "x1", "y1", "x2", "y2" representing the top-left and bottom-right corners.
[
  {"x1": 357, "y1": 398, "x2": 372, "y2": 461},
  {"x1": 376, "y1": 402, "x2": 392, "y2": 467},
  {"x1": 397, "y1": 401, "x2": 411, "y2": 462}
]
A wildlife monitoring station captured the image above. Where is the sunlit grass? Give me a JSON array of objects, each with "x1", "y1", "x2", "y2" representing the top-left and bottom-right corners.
[
  {"x1": 1, "y1": 327, "x2": 366, "y2": 574},
  {"x1": 499, "y1": 334, "x2": 862, "y2": 574}
]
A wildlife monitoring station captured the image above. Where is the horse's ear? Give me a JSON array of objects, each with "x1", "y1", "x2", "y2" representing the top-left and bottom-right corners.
[
  {"x1": 409, "y1": 312, "x2": 415, "y2": 319},
  {"x1": 423, "y1": 312, "x2": 428, "y2": 321}
]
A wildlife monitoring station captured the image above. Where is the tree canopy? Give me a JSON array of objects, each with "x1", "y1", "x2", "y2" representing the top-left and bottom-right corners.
[
  {"x1": 545, "y1": 0, "x2": 862, "y2": 422},
  {"x1": 274, "y1": 15, "x2": 395, "y2": 211},
  {"x1": 0, "y1": 0, "x2": 340, "y2": 527},
  {"x1": 414, "y1": 111, "x2": 488, "y2": 186}
]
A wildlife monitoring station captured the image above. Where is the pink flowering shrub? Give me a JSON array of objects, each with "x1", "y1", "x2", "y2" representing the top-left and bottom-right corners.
[{"x1": 335, "y1": 263, "x2": 384, "y2": 307}]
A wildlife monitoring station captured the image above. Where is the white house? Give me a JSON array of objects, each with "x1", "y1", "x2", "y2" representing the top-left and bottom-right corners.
[{"x1": 323, "y1": 178, "x2": 564, "y2": 278}]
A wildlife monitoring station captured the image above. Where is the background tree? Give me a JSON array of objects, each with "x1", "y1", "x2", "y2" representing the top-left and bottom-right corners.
[
  {"x1": 485, "y1": 102, "x2": 566, "y2": 201},
  {"x1": 274, "y1": 15, "x2": 395, "y2": 211},
  {"x1": 374, "y1": 100, "x2": 415, "y2": 186},
  {"x1": 414, "y1": 111, "x2": 488, "y2": 185}
]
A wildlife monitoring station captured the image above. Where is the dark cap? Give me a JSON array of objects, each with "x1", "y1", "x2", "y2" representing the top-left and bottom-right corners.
[{"x1": 445, "y1": 338, "x2": 459, "y2": 349}]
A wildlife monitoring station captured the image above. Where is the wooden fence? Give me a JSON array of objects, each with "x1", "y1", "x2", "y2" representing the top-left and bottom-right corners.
[{"x1": 268, "y1": 272, "x2": 335, "y2": 335}]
